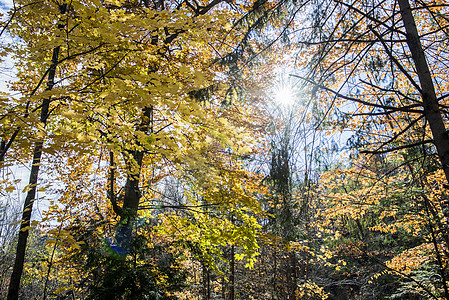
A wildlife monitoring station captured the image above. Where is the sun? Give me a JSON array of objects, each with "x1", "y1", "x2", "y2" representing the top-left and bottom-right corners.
[{"x1": 274, "y1": 85, "x2": 295, "y2": 106}]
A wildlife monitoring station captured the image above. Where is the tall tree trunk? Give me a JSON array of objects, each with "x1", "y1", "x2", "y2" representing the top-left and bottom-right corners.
[
  {"x1": 121, "y1": 106, "x2": 153, "y2": 219},
  {"x1": 229, "y1": 244, "x2": 235, "y2": 300},
  {"x1": 398, "y1": 0, "x2": 449, "y2": 184},
  {"x1": 114, "y1": 106, "x2": 153, "y2": 253},
  {"x1": 272, "y1": 248, "x2": 277, "y2": 299},
  {"x1": 222, "y1": 272, "x2": 226, "y2": 300},
  {"x1": 7, "y1": 4, "x2": 66, "y2": 297},
  {"x1": 287, "y1": 252, "x2": 297, "y2": 300},
  {"x1": 0, "y1": 140, "x2": 5, "y2": 159},
  {"x1": 398, "y1": 1, "x2": 449, "y2": 297},
  {"x1": 202, "y1": 262, "x2": 210, "y2": 300},
  {"x1": 107, "y1": 151, "x2": 121, "y2": 215},
  {"x1": 122, "y1": 150, "x2": 145, "y2": 219}
]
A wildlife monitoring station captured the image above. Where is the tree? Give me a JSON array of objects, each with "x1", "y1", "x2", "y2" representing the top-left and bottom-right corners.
[
  {"x1": 288, "y1": 0, "x2": 449, "y2": 182},
  {"x1": 273, "y1": 0, "x2": 449, "y2": 296},
  {"x1": 1, "y1": 0, "x2": 276, "y2": 297}
]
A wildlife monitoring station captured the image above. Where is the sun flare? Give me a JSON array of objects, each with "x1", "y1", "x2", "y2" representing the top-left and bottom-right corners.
[{"x1": 274, "y1": 86, "x2": 295, "y2": 106}]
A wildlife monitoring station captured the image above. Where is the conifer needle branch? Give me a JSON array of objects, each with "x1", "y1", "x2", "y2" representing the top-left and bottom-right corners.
[{"x1": 352, "y1": 242, "x2": 440, "y2": 300}]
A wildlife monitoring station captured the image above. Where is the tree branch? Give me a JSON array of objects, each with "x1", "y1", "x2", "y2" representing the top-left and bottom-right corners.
[
  {"x1": 290, "y1": 74, "x2": 423, "y2": 113},
  {"x1": 360, "y1": 139, "x2": 433, "y2": 154}
]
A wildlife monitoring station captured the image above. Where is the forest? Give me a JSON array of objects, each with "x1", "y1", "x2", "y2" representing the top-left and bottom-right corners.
[{"x1": 1, "y1": 0, "x2": 449, "y2": 299}]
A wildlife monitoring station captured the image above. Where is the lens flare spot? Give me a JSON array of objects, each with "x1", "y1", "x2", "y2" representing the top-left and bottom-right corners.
[{"x1": 275, "y1": 86, "x2": 295, "y2": 106}]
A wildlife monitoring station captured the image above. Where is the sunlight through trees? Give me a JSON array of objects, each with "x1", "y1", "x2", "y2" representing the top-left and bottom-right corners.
[{"x1": 1, "y1": 0, "x2": 449, "y2": 299}]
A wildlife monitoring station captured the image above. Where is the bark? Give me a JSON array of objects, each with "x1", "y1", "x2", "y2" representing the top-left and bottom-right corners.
[
  {"x1": 0, "y1": 129, "x2": 19, "y2": 164},
  {"x1": 113, "y1": 106, "x2": 153, "y2": 253},
  {"x1": 202, "y1": 262, "x2": 210, "y2": 300},
  {"x1": 120, "y1": 105, "x2": 153, "y2": 220},
  {"x1": 288, "y1": 252, "x2": 297, "y2": 300},
  {"x1": 6, "y1": 3, "x2": 66, "y2": 296},
  {"x1": 122, "y1": 150, "x2": 145, "y2": 219},
  {"x1": 0, "y1": 140, "x2": 5, "y2": 157},
  {"x1": 397, "y1": 2, "x2": 449, "y2": 296},
  {"x1": 108, "y1": 151, "x2": 121, "y2": 215},
  {"x1": 221, "y1": 274, "x2": 226, "y2": 300},
  {"x1": 7, "y1": 141, "x2": 45, "y2": 300},
  {"x1": 272, "y1": 249, "x2": 277, "y2": 299},
  {"x1": 229, "y1": 244, "x2": 235, "y2": 300},
  {"x1": 397, "y1": 0, "x2": 449, "y2": 185}
]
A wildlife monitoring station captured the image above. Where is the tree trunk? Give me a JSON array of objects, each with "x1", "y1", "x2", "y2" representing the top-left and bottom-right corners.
[
  {"x1": 229, "y1": 244, "x2": 235, "y2": 300},
  {"x1": 114, "y1": 106, "x2": 153, "y2": 253},
  {"x1": 6, "y1": 3, "x2": 66, "y2": 295},
  {"x1": 273, "y1": 248, "x2": 277, "y2": 299},
  {"x1": 0, "y1": 140, "x2": 5, "y2": 158},
  {"x1": 397, "y1": 2, "x2": 449, "y2": 297},
  {"x1": 398, "y1": 0, "x2": 449, "y2": 185},
  {"x1": 202, "y1": 262, "x2": 210, "y2": 300},
  {"x1": 288, "y1": 252, "x2": 297, "y2": 300},
  {"x1": 122, "y1": 150, "x2": 145, "y2": 219},
  {"x1": 120, "y1": 106, "x2": 153, "y2": 219}
]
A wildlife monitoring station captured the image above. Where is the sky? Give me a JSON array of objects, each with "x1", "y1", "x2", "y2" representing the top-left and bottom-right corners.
[
  {"x1": 0, "y1": 0, "x2": 16, "y2": 95},
  {"x1": 0, "y1": 1, "x2": 35, "y2": 219},
  {"x1": 0, "y1": 0, "x2": 12, "y2": 10}
]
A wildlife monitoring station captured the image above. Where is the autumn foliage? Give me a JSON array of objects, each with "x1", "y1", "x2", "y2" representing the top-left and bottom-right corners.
[{"x1": 2, "y1": 0, "x2": 449, "y2": 299}]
